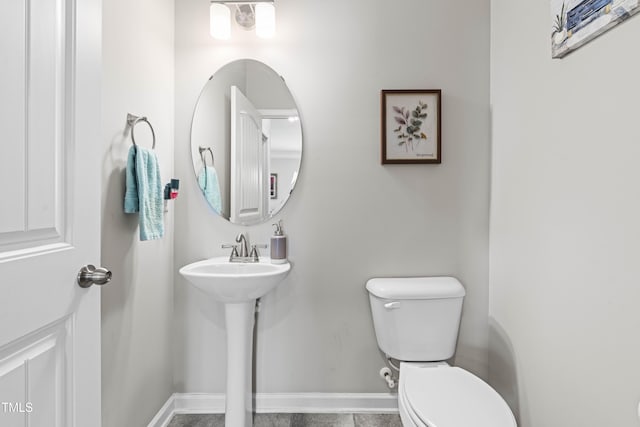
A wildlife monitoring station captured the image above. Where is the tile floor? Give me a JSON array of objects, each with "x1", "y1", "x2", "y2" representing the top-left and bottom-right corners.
[{"x1": 166, "y1": 413, "x2": 402, "y2": 427}]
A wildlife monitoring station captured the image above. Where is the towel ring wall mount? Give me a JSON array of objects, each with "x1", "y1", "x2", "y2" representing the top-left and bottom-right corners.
[{"x1": 127, "y1": 113, "x2": 156, "y2": 149}]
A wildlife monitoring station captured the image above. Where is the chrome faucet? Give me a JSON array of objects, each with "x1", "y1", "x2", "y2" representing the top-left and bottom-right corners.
[
  {"x1": 236, "y1": 233, "x2": 249, "y2": 258},
  {"x1": 222, "y1": 233, "x2": 267, "y2": 263}
]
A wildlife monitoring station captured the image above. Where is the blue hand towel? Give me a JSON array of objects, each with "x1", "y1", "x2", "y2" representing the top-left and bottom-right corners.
[
  {"x1": 198, "y1": 166, "x2": 222, "y2": 215},
  {"x1": 124, "y1": 145, "x2": 164, "y2": 241}
]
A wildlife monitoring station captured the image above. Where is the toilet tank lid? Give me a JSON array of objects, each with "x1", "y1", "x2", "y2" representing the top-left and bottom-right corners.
[{"x1": 366, "y1": 277, "x2": 465, "y2": 300}]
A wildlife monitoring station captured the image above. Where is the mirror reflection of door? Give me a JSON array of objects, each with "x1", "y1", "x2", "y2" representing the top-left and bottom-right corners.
[{"x1": 230, "y1": 86, "x2": 269, "y2": 224}]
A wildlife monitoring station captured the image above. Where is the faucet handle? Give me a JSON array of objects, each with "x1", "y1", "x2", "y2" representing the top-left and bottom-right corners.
[
  {"x1": 222, "y1": 244, "x2": 239, "y2": 258},
  {"x1": 249, "y1": 244, "x2": 267, "y2": 261}
]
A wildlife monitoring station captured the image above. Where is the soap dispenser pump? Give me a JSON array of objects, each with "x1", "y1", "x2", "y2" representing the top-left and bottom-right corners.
[{"x1": 270, "y1": 220, "x2": 287, "y2": 264}]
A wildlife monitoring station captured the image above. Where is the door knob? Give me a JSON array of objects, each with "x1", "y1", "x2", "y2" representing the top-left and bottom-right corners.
[{"x1": 77, "y1": 265, "x2": 112, "y2": 288}]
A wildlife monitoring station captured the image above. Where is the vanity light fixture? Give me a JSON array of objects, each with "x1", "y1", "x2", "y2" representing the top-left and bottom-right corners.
[
  {"x1": 210, "y1": 0, "x2": 276, "y2": 40},
  {"x1": 210, "y1": 3, "x2": 231, "y2": 40}
]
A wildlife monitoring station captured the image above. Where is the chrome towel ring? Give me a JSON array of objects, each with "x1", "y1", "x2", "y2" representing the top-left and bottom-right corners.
[
  {"x1": 199, "y1": 146, "x2": 214, "y2": 166},
  {"x1": 127, "y1": 113, "x2": 156, "y2": 149}
]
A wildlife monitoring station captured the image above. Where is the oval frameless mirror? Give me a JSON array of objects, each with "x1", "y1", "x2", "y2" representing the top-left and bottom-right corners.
[{"x1": 190, "y1": 59, "x2": 302, "y2": 225}]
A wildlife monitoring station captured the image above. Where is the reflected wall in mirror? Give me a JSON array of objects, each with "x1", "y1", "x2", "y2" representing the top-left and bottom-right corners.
[{"x1": 190, "y1": 59, "x2": 302, "y2": 225}]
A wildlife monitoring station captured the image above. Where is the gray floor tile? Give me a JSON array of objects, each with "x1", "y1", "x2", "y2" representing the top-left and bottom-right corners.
[
  {"x1": 354, "y1": 413, "x2": 403, "y2": 427},
  {"x1": 254, "y1": 413, "x2": 292, "y2": 427},
  {"x1": 290, "y1": 413, "x2": 355, "y2": 427},
  {"x1": 166, "y1": 412, "x2": 400, "y2": 427},
  {"x1": 166, "y1": 413, "x2": 225, "y2": 427}
]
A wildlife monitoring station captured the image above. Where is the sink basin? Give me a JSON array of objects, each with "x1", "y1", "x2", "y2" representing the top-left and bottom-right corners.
[{"x1": 179, "y1": 256, "x2": 290, "y2": 303}]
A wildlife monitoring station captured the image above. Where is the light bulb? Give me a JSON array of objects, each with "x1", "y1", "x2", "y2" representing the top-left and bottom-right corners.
[
  {"x1": 255, "y1": 3, "x2": 275, "y2": 39},
  {"x1": 210, "y1": 3, "x2": 231, "y2": 40}
]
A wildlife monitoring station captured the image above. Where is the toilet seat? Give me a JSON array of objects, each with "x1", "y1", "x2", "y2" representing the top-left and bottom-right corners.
[{"x1": 399, "y1": 363, "x2": 516, "y2": 427}]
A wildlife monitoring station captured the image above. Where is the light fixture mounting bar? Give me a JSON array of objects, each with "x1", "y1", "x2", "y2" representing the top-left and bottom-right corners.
[
  {"x1": 209, "y1": 0, "x2": 275, "y2": 39},
  {"x1": 210, "y1": 0, "x2": 273, "y2": 3}
]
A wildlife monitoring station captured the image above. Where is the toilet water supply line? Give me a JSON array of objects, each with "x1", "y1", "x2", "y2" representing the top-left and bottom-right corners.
[
  {"x1": 379, "y1": 355, "x2": 400, "y2": 389},
  {"x1": 379, "y1": 367, "x2": 396, "y2": 388}
]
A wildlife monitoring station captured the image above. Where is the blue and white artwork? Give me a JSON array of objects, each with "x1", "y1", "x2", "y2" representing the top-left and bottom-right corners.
[{"x1": 551, "y1": 0, "x2": 640, "y2": 58}]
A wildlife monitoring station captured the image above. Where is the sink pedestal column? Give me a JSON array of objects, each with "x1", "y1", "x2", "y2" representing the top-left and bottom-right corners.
[{"x1": 224, "y1": 300, "x2": 255, "y2": 427}]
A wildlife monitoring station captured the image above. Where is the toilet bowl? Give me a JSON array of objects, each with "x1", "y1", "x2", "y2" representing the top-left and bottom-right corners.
[
  {"x1": 398, "y1": 362, "x2": 516, "y2": 427},
  {"x1": 366, "y1": 277, "x2": 516, "y2": 427}
]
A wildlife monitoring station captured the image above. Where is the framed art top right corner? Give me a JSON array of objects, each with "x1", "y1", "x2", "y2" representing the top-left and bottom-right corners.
[{"x1": 551, "y1": 0, "x2": 640, "y2": 58}]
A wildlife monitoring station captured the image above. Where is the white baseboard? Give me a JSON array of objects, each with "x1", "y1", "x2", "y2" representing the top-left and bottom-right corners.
[{"x1": 147, "y1": 392, "x2": 398, "y2": 427}]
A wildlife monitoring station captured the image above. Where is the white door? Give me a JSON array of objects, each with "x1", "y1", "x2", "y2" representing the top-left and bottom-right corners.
[
  {"x1": 230, "y1": 86, "x2": 269, "y2": 225},
  {"x1": 0, "y1": 0, "x2": 102, "y2": 426}
]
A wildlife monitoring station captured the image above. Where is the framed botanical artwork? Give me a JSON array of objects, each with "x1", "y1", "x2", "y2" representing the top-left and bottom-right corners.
[
  {"x1": 381, "y1": 89, "x2": 441, "y2": 164},
  {"x1": 270, "y1": 173, "x2": 278, "y2": 199}
]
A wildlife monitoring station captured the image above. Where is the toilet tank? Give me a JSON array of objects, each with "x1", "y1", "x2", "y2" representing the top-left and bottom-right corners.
[{"x1": 366, "y1": 277, "x2": 465, "y2": 361}]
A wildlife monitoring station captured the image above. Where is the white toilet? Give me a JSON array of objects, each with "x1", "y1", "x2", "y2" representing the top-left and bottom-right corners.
[{"x1": 366, "y1": 277, "x2": 516, "y2": 427}]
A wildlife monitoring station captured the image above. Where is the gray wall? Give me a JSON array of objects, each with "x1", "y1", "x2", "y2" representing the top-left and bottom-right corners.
[
  {"x1": 489, "y1": 1, "x2": 640, "y2": 426},
  {"x1": 174, "y1": 0, "x2": 491, "y2": 393},
  {"x1": 101, "y1": 0, "x2": 175, "y2": 426}
]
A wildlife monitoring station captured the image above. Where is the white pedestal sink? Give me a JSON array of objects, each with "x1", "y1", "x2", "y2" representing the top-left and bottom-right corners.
[{"x1": 179, "y1": 257, "x2": 291, "y2": 427}]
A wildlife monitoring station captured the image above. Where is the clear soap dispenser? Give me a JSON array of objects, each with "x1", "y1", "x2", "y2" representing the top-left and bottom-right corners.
[{"x1": 270, "y1": 220, "x2": 287, "y2": 264}]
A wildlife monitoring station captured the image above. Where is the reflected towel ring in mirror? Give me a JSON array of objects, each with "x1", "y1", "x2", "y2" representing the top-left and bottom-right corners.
[
  {"x1": 199, "y1": 146, "x2": 214, "y2": 166},
  {"x1": 127, "y1": 113, "x2": 156, "y2": 149}
]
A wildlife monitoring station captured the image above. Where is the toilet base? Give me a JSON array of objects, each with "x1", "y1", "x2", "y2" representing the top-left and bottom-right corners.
[{"x1": 397, "y1": 362, "x2": 516, "y2": 427}]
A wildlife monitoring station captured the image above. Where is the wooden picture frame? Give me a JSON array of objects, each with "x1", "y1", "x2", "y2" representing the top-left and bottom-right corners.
[{"x1": 381, "y1": 89, "x2": 441, "y2": 164}]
